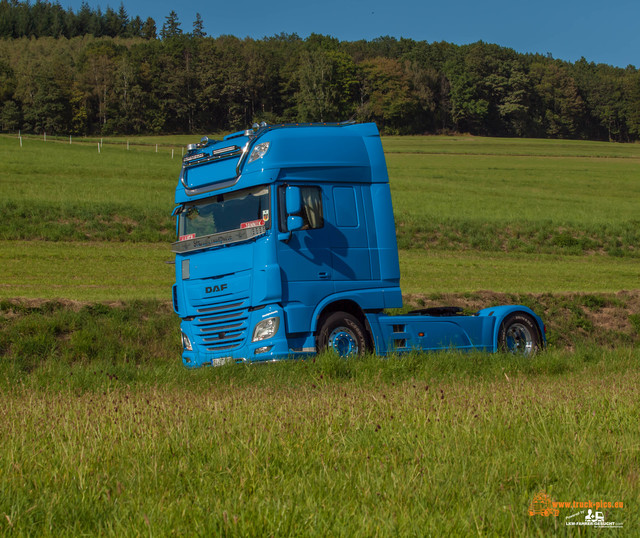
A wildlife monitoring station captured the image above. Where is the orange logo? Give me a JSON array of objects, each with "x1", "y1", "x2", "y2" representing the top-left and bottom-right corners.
[{"x1": 528, "y1": 491, "x2": 560, "y2": 517}]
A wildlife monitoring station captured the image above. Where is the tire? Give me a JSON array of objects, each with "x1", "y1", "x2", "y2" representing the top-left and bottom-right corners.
[
  {"x1": 317, "y1": 312, "x2": 368, "y2": 357},
  {"x1": 498, "y1": 312, "x2": 541, "y2": 356}
]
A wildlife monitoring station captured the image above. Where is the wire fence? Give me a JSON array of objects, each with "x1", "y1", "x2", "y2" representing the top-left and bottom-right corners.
[{"x1": 1, "y1": 130, "x2": 190, "y2": 158}]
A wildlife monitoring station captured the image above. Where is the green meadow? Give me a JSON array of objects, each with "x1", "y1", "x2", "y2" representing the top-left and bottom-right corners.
[
  {"x1": 0, "y1": 133, "x2": 638, "y2": 536},
  {"x1": 1, "y1": 133, "x2": 639, "y2": 294}
]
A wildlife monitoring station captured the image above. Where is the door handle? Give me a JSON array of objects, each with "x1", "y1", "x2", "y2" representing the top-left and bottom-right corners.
[{"x1": 318, "y1": 271, "x2": 329, "y2": 280}]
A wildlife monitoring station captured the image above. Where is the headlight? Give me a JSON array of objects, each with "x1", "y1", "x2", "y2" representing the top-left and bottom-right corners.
[
  {"x1": 252, "y1": 317, "x2": 280, "y2": 342},
  {"x1": 181, "y1": 331, "x2": 193, "y2": 351},
  {"x1": 248, "y1": 142, "x2": 270, "y2": 163}
]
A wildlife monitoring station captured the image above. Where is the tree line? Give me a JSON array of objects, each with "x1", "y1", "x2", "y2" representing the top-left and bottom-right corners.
[
  {"x1": 0, "y1": 0, "x2": 158, "y2": 39},
  {"x1": 1, "y1": 2, "x2": 639, "y2": 140}
]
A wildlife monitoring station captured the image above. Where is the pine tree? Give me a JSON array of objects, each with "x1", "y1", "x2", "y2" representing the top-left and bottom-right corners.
[
  {"x1": 141, "y1": 17, "x2": 156, "y2": 39},
  {"x1": 161, "y1": 10, "x2": 182, "y2": 39},
  {"x1": 192, "y1": 13, "x2": 206, "y2": 38}
]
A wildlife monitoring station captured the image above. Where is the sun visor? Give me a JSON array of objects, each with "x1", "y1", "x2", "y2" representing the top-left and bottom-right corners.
[
  {"x1": 179, "y1": 144, "x2": 246, "y2": 194},
  {"x1": 183, "y1": 157, "x2": 239, "y2": 188}
]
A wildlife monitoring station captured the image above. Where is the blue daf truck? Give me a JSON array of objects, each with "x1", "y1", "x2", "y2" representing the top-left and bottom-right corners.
[{"x1": 171, "y1": 122, "x2": 545, "y2": 367}]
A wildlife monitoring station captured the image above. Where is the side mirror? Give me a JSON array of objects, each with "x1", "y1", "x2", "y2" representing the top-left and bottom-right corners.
[
  {"x1": 287, "y1": 215, "x2": 304, "y2": 232},
  {"x1": 279, "y1": 186, "x2": 304, "y2": 242},
  {"x1": 285, "y1": 186, "x2": 302, "y2": 216}
]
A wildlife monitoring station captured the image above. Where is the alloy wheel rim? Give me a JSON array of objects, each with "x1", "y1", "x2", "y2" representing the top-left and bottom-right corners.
[
  {"x1": 328, "y1": 327, "x2": 358, "y2": 356},
  {"x1": 505, "y1": 323, "x2": 534, "y2": 355}
]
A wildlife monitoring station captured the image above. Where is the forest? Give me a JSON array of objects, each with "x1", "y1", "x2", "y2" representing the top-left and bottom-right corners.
[{"x1": 1, "y1": 0, "x2": 639, "y2": 140}]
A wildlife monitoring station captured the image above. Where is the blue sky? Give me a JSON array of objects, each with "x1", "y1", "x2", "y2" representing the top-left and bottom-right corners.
[{"x1": 67, "y1": 0, "x2": 638, "y2": 68}]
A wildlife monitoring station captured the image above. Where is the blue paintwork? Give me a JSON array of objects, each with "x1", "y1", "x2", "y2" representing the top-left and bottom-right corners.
[
  {"x1": 366, "y1": 305, "x2": 544, "y2": 355},
  {"x1": 172, "y1": 122, "x2": 545, "y2": 367}
]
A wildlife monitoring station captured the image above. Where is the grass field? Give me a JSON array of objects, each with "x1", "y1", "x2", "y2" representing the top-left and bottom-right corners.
[
  {"x1": 3, "y1": 134, "x2": 640, "y2": 255},
  {"x1": 0, "y1": 132, "x2": 637, "y2": 535},
  {"x1": 1, "y1": 349, "x2": 638, "y2": 536}
]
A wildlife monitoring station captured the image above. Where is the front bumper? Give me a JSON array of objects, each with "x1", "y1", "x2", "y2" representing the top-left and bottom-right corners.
[{"x1": 180, "y1": 304, "x2": 314, "y2": 367}]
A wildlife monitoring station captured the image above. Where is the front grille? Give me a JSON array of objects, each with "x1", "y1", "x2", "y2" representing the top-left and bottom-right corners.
[
  {"x1": 194, "y1": 297, "x2": 249, "y2": 352},
  {"x1": 197, "y1": 301, "x2": 244, "y2": 314}
]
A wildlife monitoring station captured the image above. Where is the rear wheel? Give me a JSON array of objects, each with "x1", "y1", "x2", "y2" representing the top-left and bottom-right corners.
[
  {"x1": 317, "y1": 312, "x2": 368, "y2": 357},
  {"x1": 498, "y1": 312, "x2": 541, "y2": 356}
]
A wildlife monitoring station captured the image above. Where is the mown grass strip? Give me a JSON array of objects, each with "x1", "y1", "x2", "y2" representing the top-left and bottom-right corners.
[
  {"x1": 1, "y1": 241, "x2": 638, "y2": 303},
  {"x1": 382, "y1": 135, "x2": 640, "y2": 159},
  {"x1": 399, "y1": 249, "x2": 640, "y2": 295},
  {"x1": 0, "y1": 241, "x2": 174, "y2": 302}
]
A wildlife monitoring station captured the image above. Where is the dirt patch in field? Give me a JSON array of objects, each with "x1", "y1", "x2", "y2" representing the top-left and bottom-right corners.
[
  {"x1": 0, "y1": 298, "x2": 174, "y2": 319},
  {"x1": 1, "y1": 298, "x2": 122, "y2": 311}
]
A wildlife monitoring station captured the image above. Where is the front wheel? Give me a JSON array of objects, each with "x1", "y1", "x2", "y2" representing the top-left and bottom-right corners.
[
  {"x1": 317, "y1": 312, "x2": 368, "y2": 357},
  {"x1": 498, "y1": 312, "x2": 542, "y2": 356}
]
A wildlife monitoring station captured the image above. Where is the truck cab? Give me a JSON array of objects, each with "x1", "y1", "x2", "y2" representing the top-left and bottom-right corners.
[{"x1": 172, "y1": 122, "x2": 544, "y2": 367}]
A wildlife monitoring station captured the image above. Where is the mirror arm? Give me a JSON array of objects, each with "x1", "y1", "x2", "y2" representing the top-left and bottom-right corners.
[{"x1": 277, "y1": 231, "x2": 293, "y2": 243}]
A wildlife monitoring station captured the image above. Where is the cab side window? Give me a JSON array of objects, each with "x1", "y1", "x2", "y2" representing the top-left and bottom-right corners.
[{"x1": 279, "y1": 186, "x2": 324, "y2": 231}]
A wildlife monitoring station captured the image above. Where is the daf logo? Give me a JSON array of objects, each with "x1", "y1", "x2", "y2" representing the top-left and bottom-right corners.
[{"x1": 205, "y1": 284, "x2": 228, "y2": 294}]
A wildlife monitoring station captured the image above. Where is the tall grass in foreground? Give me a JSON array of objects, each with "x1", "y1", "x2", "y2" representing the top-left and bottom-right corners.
[
  {"x1": 0, "y1": 350, "x2": 638, "y2": 536},
  {"x1": 1, "y1": 301, "x2": 636, "y2": 535}
]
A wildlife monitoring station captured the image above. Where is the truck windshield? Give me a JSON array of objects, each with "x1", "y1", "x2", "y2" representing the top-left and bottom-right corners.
[{"x1": 173, "y1": 185, "x2": 271, "y2": 252}]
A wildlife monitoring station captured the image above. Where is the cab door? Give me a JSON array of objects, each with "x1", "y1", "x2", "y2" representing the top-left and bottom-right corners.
[{"x1": 276, "y1": 185, "x2": 334, "y2": 334}]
